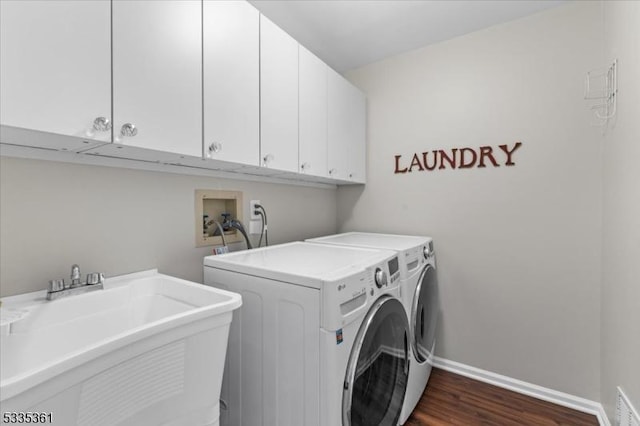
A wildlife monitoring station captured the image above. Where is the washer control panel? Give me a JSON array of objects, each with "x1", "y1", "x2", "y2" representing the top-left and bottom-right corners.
[
  {"x1": 374, "y1": 267, "x2": 388, "y2": 288},
  {"x1": 387, "y1": 256, "x2": 400, "y2": 284},
  {"x1": 322, "y1": 257, "x2": 397, "y2": 330}
]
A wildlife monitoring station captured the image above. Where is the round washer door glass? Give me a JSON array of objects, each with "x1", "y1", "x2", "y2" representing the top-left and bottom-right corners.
[
  {"x1": 411, "y1": 264, "x2": 438, "y2": 363},
  {"x1": 343, "y1": 296, "x2": 409, "y2": 426}
]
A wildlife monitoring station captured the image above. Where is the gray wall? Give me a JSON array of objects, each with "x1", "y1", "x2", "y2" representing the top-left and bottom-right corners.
[
  {"x1": 339, "y1": 2, "x2": 604, "y2": 400},
  {"x1": 0, "y1": 157, "x2": 337, "y2": 296},
  {"x1": 601, "y1": 0, "x2": 640, "y2": 420}
]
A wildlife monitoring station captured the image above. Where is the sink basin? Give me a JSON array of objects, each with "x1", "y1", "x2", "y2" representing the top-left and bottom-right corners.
[{"x1": 0, "y1": 269, "x2": 242, "y2": 426}]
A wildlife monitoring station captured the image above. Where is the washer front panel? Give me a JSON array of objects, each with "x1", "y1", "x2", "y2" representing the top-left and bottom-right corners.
[{"x1": 343, "y1": 296, "x2": 409, "y2": 426}]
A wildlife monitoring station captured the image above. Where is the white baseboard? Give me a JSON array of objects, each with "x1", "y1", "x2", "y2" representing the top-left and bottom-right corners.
[{"x1": 432, "y1": 356, "x2": 611, "y2": 426}]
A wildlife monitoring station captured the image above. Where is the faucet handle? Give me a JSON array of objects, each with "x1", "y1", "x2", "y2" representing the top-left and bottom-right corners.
[
  {"x1": 48, "y1": 279, "x2": 65, "y2": 292},
  {"x1": 86, "y1": 272, "x2": 104, "y2": 285}
]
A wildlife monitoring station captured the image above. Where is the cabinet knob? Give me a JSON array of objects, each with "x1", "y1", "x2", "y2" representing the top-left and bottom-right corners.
[
  {"x1": 92, "y1": 117, "x2": 111, "y2": 132},
  {"x1": 120, "y1": 123, "x2": 138, "y2": 137},
  {"x1": 208, "y1": 142, "x2": 223, "y2": 155},
  {"x1": 329, "y1": 168, "x2": 337, "y2": 176},
  {"x1": 349, "y1": 173, "x2": 353, "y2": 179},
  {"x1": 263, "y1": 154, "x2": 274, "y2": 166},
  {"x1": 300, "y1": 162, "x2": 311, "y2": 172}
]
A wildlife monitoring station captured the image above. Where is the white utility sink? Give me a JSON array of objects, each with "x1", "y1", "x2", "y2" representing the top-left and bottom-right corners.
[{"x1": 0, "y1": 270, "x2": 242, "y2": 426}]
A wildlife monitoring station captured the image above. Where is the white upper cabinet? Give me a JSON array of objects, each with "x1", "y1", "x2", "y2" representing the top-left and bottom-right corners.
[
  {"x1": 0, "y1": 0, "x2": 111, "y2": 149},
  {"x1": 1, "y1": 0, "x2": 366, "y2": 185},
  {"x1": 328, "y1": 69, "x2": 366, "y2": 183},
  {"x1": 299, "y1": 46, "x2": 328, "y2": 178},
  {"x1": 327, "y1": 70, "x2": 351, "y2": 181},
  {"x1": 348, "y1": 86, "x2": 366, "y2": 183},
  {"x1": 203, "y1": 1, "x2": 260, "y2": 167},
  {"x1": 111, "y1": 0, "x2": 202, "y2": 158},
  {"x1": 260, "y1": 15, "x2": 299, "y2": 173}
]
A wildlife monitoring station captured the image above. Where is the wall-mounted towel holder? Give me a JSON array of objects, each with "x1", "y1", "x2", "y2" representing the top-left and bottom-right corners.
[{"x1": 584, "y1": 59, "x2": 617, "y2": 126}]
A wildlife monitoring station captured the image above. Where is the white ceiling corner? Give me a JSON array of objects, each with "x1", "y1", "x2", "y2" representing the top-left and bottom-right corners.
[{"x1": 249, "y1": 0, "x2": 568, "y2": 73}]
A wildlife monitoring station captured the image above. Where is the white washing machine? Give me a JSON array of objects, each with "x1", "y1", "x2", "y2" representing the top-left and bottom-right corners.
[
  {"x1": 307, "y1": 233, "x2": 439, "y2": 424},
  {"x1": 204, "y1": 242, "x2": 410, "y2": 426}
]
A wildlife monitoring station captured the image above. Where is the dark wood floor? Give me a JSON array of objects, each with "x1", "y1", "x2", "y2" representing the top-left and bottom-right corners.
[{"x1": 405, "y1": 368, "x2": 599, "y2": 426}]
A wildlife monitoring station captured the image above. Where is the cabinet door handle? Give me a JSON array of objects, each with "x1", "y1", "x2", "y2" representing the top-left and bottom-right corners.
[
  {"x1": 329, "y1": 168, "x2": 337, "y2": 176},
  {"x1": 92, "y1": 117, "x2": 111, "y2": 132},
  {"x1": 208, "y1": 142, "x2": 223, "y2": 154},
  {"x1": 263, "y1": 154, "x2": 274, "y2": 166},
  {"x1": 120, "y1": 123, "x2": 138, "y2": 137},
  {"x1": 300, "y1": 162, "x2": 311, "y2": 172}
]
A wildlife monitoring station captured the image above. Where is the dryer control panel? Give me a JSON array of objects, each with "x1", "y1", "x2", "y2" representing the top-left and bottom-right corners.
[
  {"x1": 402, "y1": 239, "x2": 435, "y2": 279},
  {"x1": 403, "y1": 248, "x2": 424, "y2": 276}
]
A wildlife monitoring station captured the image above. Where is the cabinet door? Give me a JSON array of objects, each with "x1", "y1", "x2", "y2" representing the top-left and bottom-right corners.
[
  {"x1": 347, "y1": 86, "x2": 366, "y2": 183},
  {"x1": 203, "y1": 1, "x2": 259, "y2": 167},
  {"x1": 327, "y1": 70, "x2": 351, "y2": 181},
  {"x1": 112, "y1": 0, "x2": 201, "y2": 158},
  {"x1": 0, "y1": 0, "x2": 111, "y2": 149},
  {"x1": 260, "y1": 15, "x2": 299, "y2": 173},
  {"x1": 299, "y1": 46, "x2": 328, "y2": 178},
  {"x1": 328, "y1": 70, "x2": 366, "y2": 183}
]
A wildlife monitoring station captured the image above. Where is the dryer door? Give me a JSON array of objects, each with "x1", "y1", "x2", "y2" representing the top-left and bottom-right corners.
[
  {"x1": 343, "y1": 296, "x2": 409, "y2": 426},
  {"x1": 411, "y1": 264, "x2": 439, "y2": 363}
]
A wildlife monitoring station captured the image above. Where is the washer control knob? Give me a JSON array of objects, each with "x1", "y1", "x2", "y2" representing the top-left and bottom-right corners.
[
  {"x1": 374, "y1": 268, "x2": 387, "y2": 288},
  {"x1": 423, "y1": 245, "x2": 433, "y2": 259}
]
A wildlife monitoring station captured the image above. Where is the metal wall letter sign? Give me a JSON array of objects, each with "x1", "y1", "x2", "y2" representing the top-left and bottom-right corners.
[{"x1": 394, "y1": 142, "x2": 522, "y2": 174}]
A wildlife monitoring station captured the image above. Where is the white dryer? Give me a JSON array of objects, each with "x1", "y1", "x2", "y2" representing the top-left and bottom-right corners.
[
  {"x1": 307, "y1": 233, "x2": 439, "y2": 424},
  {"x1": 204, "y1": 242, "x2": 410, "y2": 426}
]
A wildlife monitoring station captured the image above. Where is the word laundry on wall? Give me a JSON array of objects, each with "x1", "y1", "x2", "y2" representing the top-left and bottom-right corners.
[{"x1": 394, "y1": 141, "x2": 523, "y2": 174}]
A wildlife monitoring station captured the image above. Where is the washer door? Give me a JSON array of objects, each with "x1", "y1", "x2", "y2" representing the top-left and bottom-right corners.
[
  {"x1": 343, "y1": 296, "x2": 410, "y2": 426},
  {"x1": 411, "y1": 264, "x2": 438, "y2": 363}
]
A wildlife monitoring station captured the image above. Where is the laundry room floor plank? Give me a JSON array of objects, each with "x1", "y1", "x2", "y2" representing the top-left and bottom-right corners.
[{"x1": 405, "y1": 368, "x2": 599, "y2": 426}]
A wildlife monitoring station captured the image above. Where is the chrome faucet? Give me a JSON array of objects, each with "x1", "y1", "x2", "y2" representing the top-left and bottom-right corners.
[
  {"x1": 46, "y1": 264, "x2": 105, "y2": 301},
  {"x1": 70, "y1": 264, "x2": 81, "y2": 287}
]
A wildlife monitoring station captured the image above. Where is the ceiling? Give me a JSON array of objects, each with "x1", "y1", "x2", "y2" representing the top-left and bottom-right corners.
[{"x1": 249, "y1": 0, "x2": 568, "y2": 73}]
